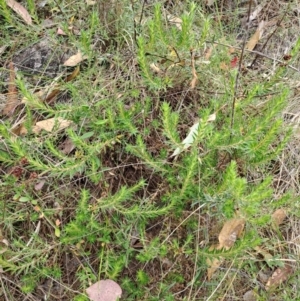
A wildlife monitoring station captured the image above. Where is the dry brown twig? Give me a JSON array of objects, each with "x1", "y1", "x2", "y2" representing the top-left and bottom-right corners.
[
  {"x1": 207, "y1": 41, "x2": 300, "y2": 73},
  {"x1": 229, "y1": 0, "x2": 254, "y2": 133},
  {"x1": 249, "y1": 9, "x2": 289, "y2": 68}
]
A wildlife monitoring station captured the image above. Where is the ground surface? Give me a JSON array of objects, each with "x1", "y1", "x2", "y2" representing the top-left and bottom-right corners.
[{"x1": 1, "y1": 0, "x2": 300, "y2": 300}]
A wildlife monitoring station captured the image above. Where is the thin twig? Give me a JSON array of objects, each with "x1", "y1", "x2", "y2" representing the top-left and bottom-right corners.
[
  {"x1": 187, "y1": 205, "x2": 202, "y2": 301},
  {"x1": 207, "y1": 41, "x2": 300, "y2": 73},
  {"x1": 230, "y1": 0, "x2": 253, "y2": 133},
  {"x1": 250, "y1": 10, "x2": 288, "y2": 68},
  {"x1": 26, "y1": 220, "x2": 41, "y2": 247},
  {"x1": 144, "y1": 52, "x2": 175, "y2": 64},
  {"x1": 131, "y1": 0, "x2": 146, "y2": 47},
  {"x1": 130, "y1": 0, "x2": 137, "y2": 46},
  {"x1": 0, "y1": 275, "x2": 9, "y2": 301},
  {"x1": 170, "y1": 46, "x2": 181, "y2": 64},
  {"x1": 162, "y1": 203, "x2": 206, "y2": 245},
  {"x1": 138, "y1": 0, "x2": 146, "y2": 26}
]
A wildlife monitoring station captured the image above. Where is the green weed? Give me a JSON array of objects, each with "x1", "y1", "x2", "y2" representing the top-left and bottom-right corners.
[{"x1": 1, "y1": 1, "x2": 300, "y2": 300}]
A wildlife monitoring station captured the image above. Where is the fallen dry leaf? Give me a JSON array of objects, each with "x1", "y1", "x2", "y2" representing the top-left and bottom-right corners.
[
  {"x1": 207, "y1": 113, "x2": 216, "y2": 122},
  {"x1": 150, "y1": 63, "x2": 162, "y2": 74},
  {"x1": 218, "y1": 218, "x2": 245, "y2": 250},
  {"x1": 57, "y1": 28, "x2": 67, "y2": 35},
  {"x1": 171, "y1": 113, "x2": 215, "y2": 157},
  {"x1": 254, "y1": 246, "x2": 273, "y2": 261},
  {"x1": 167, "y1": 14, "x2": 182, "y2": 30},
  {"x1": 11, "y1": 123, "x2": 28, "y2": 136},
  {"x1": 0, "y1": 238, "x2": 9, "y2": 254},
  {"x1": 206, "y1": 0, "x2": 215, "y2": 6},
  {"x1": 34, "y1": 180, "x2": 46, "y2": 191},
  {"x1": 21, "y1": 85, "x2": 59, "y2": 105},
  {"x1": 272, "y1": 209, "x2": 287, "y2": 226},
  {"x1": 207, "y1": 256, "x2": 223, "y2": 280},
  {"x1": 258, "y1": 270, "x2": 270, "y2": 283},
  {"x1": 228, "y1": 47, "x2": 236, "y2": 54},
  {"x1": 171, "y1": 121, "x2": 199, "y2": 157},
  {"x1": 220, "y1": 56, "x2": 239, "y2": 70},
  {"x1": 13, "y1": 118, "x2": 71, "y2": 136},
  {"x1": 243, "y1": 290, "x2": 258, "y2": 301},
  {"x1": 6, "y1": 0, "x2": 32, "y2": 25},
  {"x1": 190, "y1": 76, "x2": 198, "y2": 89},
  {"x1": 86, "y1": 279, "x2": 122, "y2": 301},
  {"x1": 68, "y1": 26, "x2": 81, "y2": 36},
  {"x1": 22, "y1": 67, "x2": 79, "y2": 105},
  {"x1": 0, "y1": 46, "x2": 7, "y2": 55},
  {"x1": 246, "y1": 21, "x2": 264, "y2": 51},
  {"x1": 220, "y1": 61, "x2": 229, "y2": 71},
  {"x1": 266, "y1": 262, "x2": 294, "y2": 290},
  {"x1": 63, "y1": 51, "x2": 87, "y2": 67},
  {"x1": 65, "y1": 66, "x2": 80, "y2": 82},
  {"x1": 249, "y1": 5, "x2": 263, "y2": 23},
  {"x1": 41, "y1": 18, "x2": 54, "y2": 28},
  {"x1": 33, "y1": 205, "x2": 41, "y2": 212},
  {"x1": 2, "y1": 62, "x2": 20, "y2": 116},
  {"x1": 86, "y1": 0, "x2": 96, "y2": 5},
  {"x1": 230, "y1": 56, "x2": 239, "y2": 68},
  {"x1": 204, "y1": 46, "x2": 214, "y2": 60},
  {"x1": 59, "y1": 137, "x2": 76, "y2": 155},
  {"x1": 207, "y1": 218, "x2": 245, "y2": 280},
  {"x1": 43, "y1": 87, "x2": 60, "y2": 103},
  {"x1": 32, "y1": 117, "x2": 72, "y2": 134},
  {"x1": 206, "y1": 245, "x2": 223, "y2": 280},
  {"x1": 45, "y1": 66, "x2": 80, "y2": 102}
]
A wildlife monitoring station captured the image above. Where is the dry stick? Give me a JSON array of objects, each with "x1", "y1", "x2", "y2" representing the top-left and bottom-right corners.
[
  {"x1": 187, "y1": 205, "x2": 202, "y2": 301},
  {"x1": 131, "y1": 0, "x2": 146, "y2": 47},
  {"x1": 131, "y1": 0, "x2": 137, "y2": 46},
  {"x1": 176, "y1": 50, "x2": 196, "y2": 112},
  {"x1": 249, "y1": 49, "x2": 300, "y2": 72},
  {"x1": 162, "y1": 203, "x2": 206, "y2": 245},
  {"x1": 144, "y1": 52, "x2": 175, "y2": 64},
  {"x1": 170, "y1": 45, "x2": 182, "y2": 64},
  {"x1": 206, "y1": 41, "x2": 300, "y2": 73},
  {"x1": 229, "y1": 0, "x2": 253, "y2": 134},
  {"x1": 249, "y1": 10, "x2": 288, "y2": 68},
  {"x1": 0, "y1": 275, "x2": 9, "y2": 301},
  {"x1": 26, "y1": 220, "x2": 41, "y2": 247},
  {"x1": 138, "y1": 0, "x2": 146, "y2": 26}
]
